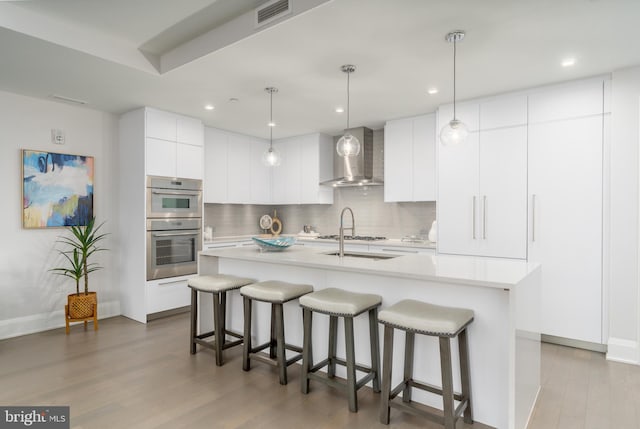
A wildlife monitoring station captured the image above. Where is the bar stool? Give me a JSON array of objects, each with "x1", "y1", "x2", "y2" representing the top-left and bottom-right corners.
[
  {"x1": 240, "y1": 280, "x2": 313, "y2": 385},
  {"x1": 378, "y1": 299, "x2": 474, "y2": 429},
  {"x1": 299, "y1": 287, "x2": 382, "y2": 412},
  {"x1": 187, "y1": 274, "x2": 255, "y2": 366}
]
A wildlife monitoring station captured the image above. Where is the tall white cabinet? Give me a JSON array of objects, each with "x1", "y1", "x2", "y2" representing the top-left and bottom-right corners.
[
  {"x1": 118, "y1": 107, "x2": 204, "y2": 323},
  {"x1": 438, "y1": 95, "x2": 528, "y2": 259},
  {"x1": 436, "y1": 77, "x2": 609, "y2": 346},
  {"x1": 528, "y1": 78, "x2": 608, "y2": 345}
]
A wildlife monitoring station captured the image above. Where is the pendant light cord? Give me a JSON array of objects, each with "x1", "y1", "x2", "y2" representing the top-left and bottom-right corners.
[
  {"x1": 346, "y1": 70, "x2": 351, "y2": 130},
  {"x1": 269, "y1": 89, "x2": 273, "y2": 149},
  {"x1": 453, "y1": 38, "x2": 457, "y2": 120}
]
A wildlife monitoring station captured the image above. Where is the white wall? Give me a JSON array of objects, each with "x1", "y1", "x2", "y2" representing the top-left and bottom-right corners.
[
  {"x1": 0, "y1": 90, "x2": 120, "y2": 339},
  {"x1": 607, "y1": 66, "x2": 640, "y2": 363}
]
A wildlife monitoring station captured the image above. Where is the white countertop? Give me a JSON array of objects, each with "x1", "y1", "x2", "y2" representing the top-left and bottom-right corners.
[
  {"x1": 200, "y1": 246, "x2": 539, "y2": 290},
  {"x1": 204, "y1": 235, "x2": 436, "y2": 249}
]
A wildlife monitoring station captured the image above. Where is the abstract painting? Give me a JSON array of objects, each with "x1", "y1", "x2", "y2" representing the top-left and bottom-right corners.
[{"x1": 22, "y1": 150, "x2": 94, "y2": 228}]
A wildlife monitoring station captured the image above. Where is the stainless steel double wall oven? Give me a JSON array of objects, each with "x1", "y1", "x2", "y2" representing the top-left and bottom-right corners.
[{"x1": 146, "y1": 176, "x2": 202, "y2": 280}]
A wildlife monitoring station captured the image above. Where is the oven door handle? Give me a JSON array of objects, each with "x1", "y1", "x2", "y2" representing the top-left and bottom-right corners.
[
  {"x1": 152, "y1": 231, "x2": 200, "y2": 237},
  {"x1": 151, "y1": 190, "x2": 201, "y2": 196}
]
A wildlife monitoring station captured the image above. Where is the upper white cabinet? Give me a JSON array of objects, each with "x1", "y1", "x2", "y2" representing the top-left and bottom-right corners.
[
  {"x1": 203, "y1": 127, "x2": 228, "y2": 203},
  {"x1": 203, "y1": 129, "x2": 332, "y2": 205},
  {"x1": 528, "y1": 77, "x2": 606, "y2": 123},
  {"x1": 437, "y1": 96, "x2": 528, "y2": 259},
  {"x1": 145, "y1": 108, "x2": 203, "y2": 179},
  {"x1": 272, "y1": 133, "x2": 333, "y2": 205},
  {"x1": 384, "y1": 113, "x2": 436, "y2": 202}
]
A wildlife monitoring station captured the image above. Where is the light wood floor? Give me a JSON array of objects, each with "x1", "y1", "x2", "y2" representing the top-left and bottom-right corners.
[{"x1": 1, "y1": 314, "x2": 638, "y2": 429}]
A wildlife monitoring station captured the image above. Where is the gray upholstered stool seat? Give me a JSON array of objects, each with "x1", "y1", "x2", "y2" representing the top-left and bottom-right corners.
[
  {"x1": 378, "y1": 299, "x2": 474, "y2": 336},
  {"x1": 187, "y1": 274, "x2": 255, "y2": 366},
  {"x1": 240, "y1": 280, "x2": 313, "y2": 385},
  {"x1": 379, "y1": 299, "x2": 474, "y2": 429},
  {"x1": 299, "y1": 288, "x2": 382, "y2": 413}
]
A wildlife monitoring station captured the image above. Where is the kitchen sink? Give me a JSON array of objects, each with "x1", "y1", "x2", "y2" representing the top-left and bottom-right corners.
[{"x1": 323, "y1": 251, "x2": 398, "y2": 261}]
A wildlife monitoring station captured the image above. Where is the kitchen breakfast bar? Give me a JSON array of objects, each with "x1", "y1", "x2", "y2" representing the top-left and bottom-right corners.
[{"x1": 198, "y1": 246, "x2": 541, "y2": 429}]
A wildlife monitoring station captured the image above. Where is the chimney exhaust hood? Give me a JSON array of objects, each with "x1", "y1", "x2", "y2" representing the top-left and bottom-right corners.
[{"x1": 320, "y1": 127, "x2": 384, "y2": 188}]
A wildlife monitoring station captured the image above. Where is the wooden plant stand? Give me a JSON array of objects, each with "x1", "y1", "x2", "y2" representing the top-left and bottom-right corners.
[{"x1": 65, "y1": 292, "x2": 99, "y2": 334}]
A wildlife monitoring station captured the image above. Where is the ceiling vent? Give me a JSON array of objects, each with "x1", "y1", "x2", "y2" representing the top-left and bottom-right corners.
[{"x1": 256, "y1": 0, "x2": 291, "y2": 27}]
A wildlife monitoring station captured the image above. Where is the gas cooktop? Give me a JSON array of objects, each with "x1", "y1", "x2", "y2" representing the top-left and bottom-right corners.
[{"x1": 316, "y1": 235, "x2": 387, "y2": 241}]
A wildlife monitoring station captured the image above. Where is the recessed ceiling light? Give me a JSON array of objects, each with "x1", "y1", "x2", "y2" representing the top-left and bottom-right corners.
[
  {"x1": 204, "y1": 104, "x2": 214, "y2": 110},
  {"x1": 335, "y1": 106, "x2": 344, "y2": 113},
  {"x1": 427, "y1": 88, "x2": 439, "y2": 95},
  {"x1": 268, "y1": 121, "x2": 276, "y2": 127},
  {"x1": 561, "y1": 58, "x2": 576, "y2": 67}
]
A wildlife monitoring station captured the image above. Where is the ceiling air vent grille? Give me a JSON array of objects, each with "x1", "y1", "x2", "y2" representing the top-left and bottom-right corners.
[{"x1": 256, "y1": 0, "x2": 290, "y2": 27}]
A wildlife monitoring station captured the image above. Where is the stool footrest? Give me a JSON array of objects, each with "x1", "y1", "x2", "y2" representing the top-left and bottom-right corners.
[
  {"x1": 330, "y1": 357, "x2": 373, "y2": 374},
  {"x1": 388, "y1": 382, "x2": 470, "y2": 422},
  {"x1": 250, "y1": 341, "x2": 302, "y2": 355}
]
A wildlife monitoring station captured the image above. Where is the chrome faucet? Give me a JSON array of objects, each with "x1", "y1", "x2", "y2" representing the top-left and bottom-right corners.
[{"x1": 339, "y1": 207, "x2": 355, "y2": 257}]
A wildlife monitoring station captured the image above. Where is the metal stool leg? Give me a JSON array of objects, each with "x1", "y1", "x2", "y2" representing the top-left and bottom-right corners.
[
  {"x1": 459, "y1": 328, "x2": 473, "y2": 424},
  {"x1": 190, "y1": 289, "x2": 197, "y2": 354},
  {"x1": 301, "y1": 308, "x2": 312, "y2": 394},
  {"x1": 403, "y1": 331, "x2": 415, "y2": 402},
  {"x1": 242, "y1": 296, "x2": 252, "y2": 371},
  {"x1": 328, "y1": 315, "x2": 338, "y2": 378},
  {"x1": 369, "y1": 307, "x2": 381, "y2": 393},
  {"x1": 275, "y1": 303, "x2": 287, "y2": 385},
  {"x1": 380, "y1": 324, "x2": 394, "y2": 424},
  {"x1": 344, "y1": 316, "x2": 358, "y2": 412},
  {"x1": 213, "y1": 293, "x2": 223, "y2": 366},
  {"x1": 439, "y1": 337, "x2": 455, "y2": 429}
]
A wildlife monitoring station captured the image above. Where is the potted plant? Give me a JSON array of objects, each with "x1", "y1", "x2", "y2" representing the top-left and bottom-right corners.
[{"x1": 51, "y1": 217, "x2": 108, "y2": 334}]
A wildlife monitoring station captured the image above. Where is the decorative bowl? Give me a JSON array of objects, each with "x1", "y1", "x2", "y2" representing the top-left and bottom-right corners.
[{"x1": 252, "y1": 236, "x2": 296, "y2": 252}]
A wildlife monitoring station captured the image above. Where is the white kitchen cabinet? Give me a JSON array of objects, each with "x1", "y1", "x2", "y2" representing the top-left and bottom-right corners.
[
  {"x1": 146, "y1": 108, "x2": 177, "y2": 141},
  {"x1": 146, "y1": 137, "x2": 177, "y2": 177},
  {"x1": 226, "y1": 133, "x2": 252, "y2": 203},
  {"x1": 384, "y1": 114, "x2": 436, "y2": 202},
  {"x1": 438, "y1": 118, "x2": 527, "y2": 259},
  {"x1": 528, "y1": 77, "x2": 605, "y2": 123},
  {"x1": 146, "y1": 275, "x2": 193, "y2": 315},
  {"x1": 144, "y1": 108, "x2": 204, "y2": 179},
  {"x1": 203, "y1": 127, "x2": 228, "y2": 203},
  {"x1": 272, "y1": 133, "x2": 333, "y2": 205},
  {"x1": 529, "y1": 115, "x2": 604, "y2": 344},
  {"x1": 250, "y1": 138, "x2": 272, "y2": 204},
  {"x1": 205, "y1": 128, "x2": 266, "y2": 204}
]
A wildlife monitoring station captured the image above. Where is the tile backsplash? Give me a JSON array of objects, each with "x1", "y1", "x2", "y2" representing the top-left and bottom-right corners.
[
  {"x1": 204, "y1": 188, "x2": 435, "y2": 239},
  {"x1": 204, "y1": 128, "x2": 436, "y2": 239}
]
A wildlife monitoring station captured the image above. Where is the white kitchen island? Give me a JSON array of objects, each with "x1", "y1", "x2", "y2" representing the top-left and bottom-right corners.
[{"x1": 198, "y1": 246, "x2": 541, "y2": 429}]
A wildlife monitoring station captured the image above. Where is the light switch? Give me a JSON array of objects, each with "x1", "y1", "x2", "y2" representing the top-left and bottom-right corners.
[{"x1": 51, "y1": 129, "x2": 65, "y2": 145}]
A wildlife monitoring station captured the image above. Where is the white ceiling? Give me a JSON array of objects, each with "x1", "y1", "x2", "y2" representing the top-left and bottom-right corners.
[{"x1": 1, "y1": 0, "x2": 639, "y2": 140}]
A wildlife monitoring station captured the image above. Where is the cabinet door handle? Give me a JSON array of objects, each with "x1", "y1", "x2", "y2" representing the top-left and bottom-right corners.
[
  {"x1": 532, "y1": 194, "x2": 537, "y2": 242},
  {"x1": 483, "y1": 195, "x2": 487, "y2": 240},
  {"x1": 472, "y1": 196, "x2": 477, "y2": 240}
]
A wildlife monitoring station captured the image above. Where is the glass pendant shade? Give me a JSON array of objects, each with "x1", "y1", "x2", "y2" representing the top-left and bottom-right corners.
[
  {"x1": 262, "y1": 146, "x2": 281, "y2": 167},
  {"x1": 337, "y1": 64, "x2": 361, "y2": 157},
  {"x1": 440, "y1": 119, "x2": 469, "y2": 146},
  {"x1": 336, "y1": 133, "x2": 361, "y2": 157}
]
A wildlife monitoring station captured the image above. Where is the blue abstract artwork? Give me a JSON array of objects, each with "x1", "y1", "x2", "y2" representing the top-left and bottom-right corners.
[{"x1": 22, "y1": 150, "x2": 94, "y2": 228}]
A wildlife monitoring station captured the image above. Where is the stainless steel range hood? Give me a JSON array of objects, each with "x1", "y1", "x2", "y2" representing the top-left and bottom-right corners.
[{"x1": 320, "y1": 127, "x2": 384, "y2": 187}]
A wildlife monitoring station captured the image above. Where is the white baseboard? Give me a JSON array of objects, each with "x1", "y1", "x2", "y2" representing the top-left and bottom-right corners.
[
  {"x1": 0, "y1": 300, "x2": 121, "y2": 340},
  {"x1": 606, "y1": 337, "x2": 640, "y2": 365}
]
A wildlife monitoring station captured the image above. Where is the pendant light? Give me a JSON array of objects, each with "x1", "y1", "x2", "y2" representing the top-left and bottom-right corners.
[
  {"x1": 336, "y1": 64, "x2": 361, "y2": 157},
  {"x1": 262, "y1": 87, "x2": 281, "y2": 167},
  {"x1": 440, "y1": 30, "x2": 469, "y2": 146}
]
